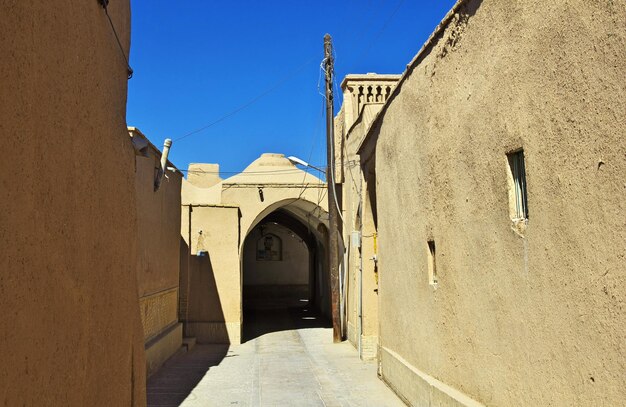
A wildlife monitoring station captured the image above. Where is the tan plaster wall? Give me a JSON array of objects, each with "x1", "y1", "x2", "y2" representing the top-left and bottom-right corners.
[
  {"x1": 342, "y1": 116, "x2": 363, "y2": 348},
  {"x1": 360, "y1": 182, "x2": 379, "y2": 347},
  {"x1": 135, "y1": 151, "x2": 182, "y2": 298},
  {"x1": 139, "y1": 288, "x2": 179, "y2": 343},
  {"x1": 187, "y1": 163, "x2": 222, "y2": 188},
  {"x1": 0, "y1": 1, "x2": 146, "y2": 405},
  {"x1": 181, "y1": 178, "x2": 223, "y2": 206},
  {"x1": 145, "y1": 323, "x2": 183, "y2": 378},
  {"x1": 221, "y1": 157, "x2": 327, "y2": 244},
  {"x1": 371, "y1": 1, "x2": 626, "y2": 405},
  {"x1": 180, "y1": 154, "x2": 331, "y2": 342},
  {"x1": 345, "y1": 121, "x2": 380, "y2": 342},
  {"x1": 185, "y1": 154, "x2": 328, "y2": 259},
  {"x1": 182, "y1": 206, "x2": 241, "y2": 344},
  {"x1": 339, "y1": 77, "x2": 396, "y2": 358},
  {"x1": 243, "y1": 223, "x2": 310, "y2": 286},
  {"x1": 132, "y1": 131, "x2": 182, "y2": 374}
]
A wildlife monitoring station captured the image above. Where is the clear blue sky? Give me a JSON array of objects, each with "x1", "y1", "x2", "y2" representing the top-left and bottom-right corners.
[{"x1": 127, "y1": 0, "x2": 457, "y2": 176}]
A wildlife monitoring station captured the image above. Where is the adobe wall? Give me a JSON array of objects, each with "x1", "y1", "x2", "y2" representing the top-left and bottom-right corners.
[
  {"x1": 338, "y1": 75, "x2": 399, "y2": 359},
  {"x1": 220, "y1": 153, "x2": 328, "y2": 246},
  {"x1": 343, "y1": 116, "x2": 381, "y2": 358},
  {"x1": 132, "y1": 131, "x2": 183, "y2": 376},
  {"x1": 181, "y1": 205, "x2": 242, "y2": 344},
  {"x1": 135, "y1": 150, "x2": 182, "y2": 298},
  {"x1": 371, "y1": 0, "x2": 626, "y2": 405},
  {"x1": 0, "y1": 1, "x2": 146, "y2": 405},
  {"x1": 187, "y1": 163, "x2": 222, "y2": 188},
  {"x1": 180, "y1": 154, "x2": 331, "y2": 344}
]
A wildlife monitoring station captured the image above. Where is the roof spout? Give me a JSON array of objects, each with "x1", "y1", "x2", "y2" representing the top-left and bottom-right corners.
[{"x1": 154, "y1": 138, "x2": 172, "y2": 191}]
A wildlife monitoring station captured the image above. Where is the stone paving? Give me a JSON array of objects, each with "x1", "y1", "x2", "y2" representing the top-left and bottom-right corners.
[{"x1": 148, "y1": 301, "x2": 405, "y2": 406}]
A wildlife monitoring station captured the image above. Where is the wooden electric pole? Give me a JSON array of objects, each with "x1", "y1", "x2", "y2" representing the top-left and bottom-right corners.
[{"x1": 324, "y1": 33, "x2": 342, "y2": 343}]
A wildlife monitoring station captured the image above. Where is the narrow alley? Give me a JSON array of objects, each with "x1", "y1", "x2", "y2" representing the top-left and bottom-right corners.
[
  {"x1": 147, "y1": 299, "x2": 404, "y2": 407},
  {"x1": 3, "y1": 1, "x2": 625, "y2": 406}
]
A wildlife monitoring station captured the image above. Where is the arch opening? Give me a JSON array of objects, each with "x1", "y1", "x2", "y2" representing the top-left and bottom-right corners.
[{"x1": 242, "y1": 208, "x2": 331, "y2": 341}]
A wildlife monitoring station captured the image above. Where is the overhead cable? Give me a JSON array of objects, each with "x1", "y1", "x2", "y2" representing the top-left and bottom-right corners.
[
  {"x1": 353, "y1": 0, "x2": 406, "y2": 67},
  {"x1": 178, "y1": 167, "x2": 325, "y2": 175},
  {"x1": 173, "y1": 56, "x2": 318, "y2": 142},
  {"x1": 99, "y1": 0, "x2": 133, "y2": 79}
]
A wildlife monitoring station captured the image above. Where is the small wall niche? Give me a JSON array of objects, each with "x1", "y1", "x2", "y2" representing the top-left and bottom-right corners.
[
  {"x1": 427, "y1": 240, "x2": 437, "y2": 286},
  {"x1": 507, "y1": 149, "x2": 529, "y2": 222}
]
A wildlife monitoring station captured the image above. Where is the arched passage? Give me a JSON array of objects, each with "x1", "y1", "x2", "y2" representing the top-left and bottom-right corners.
[
  {"x1": 181, "y1": 153, "x2": 330, "y2": 345},
  {"x1": 242, "y1": 208, "x2": 331, "y2": 341}
]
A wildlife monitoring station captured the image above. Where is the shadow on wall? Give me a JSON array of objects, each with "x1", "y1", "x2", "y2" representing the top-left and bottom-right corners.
[
  {"x1": 146, "y1": 344, "x2": 229, "y2": 407},
  {"x1": 179, "y1": 237, "x2": 230, "y2": 343}
]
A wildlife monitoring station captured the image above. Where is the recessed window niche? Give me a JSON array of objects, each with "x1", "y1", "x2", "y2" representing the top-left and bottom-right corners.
[{"x1": 427, "y1": 240, "x2": 437, "y2": 286}]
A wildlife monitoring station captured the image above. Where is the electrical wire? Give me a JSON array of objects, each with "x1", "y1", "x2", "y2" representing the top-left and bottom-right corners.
[
  {"x1": 353, "y1": 0, "x2": 406, "y2": 67},
  {"x1": 99, "y1": 0, "x2": 133, "y2": 79},
  {"x1": 324, "y1": 45, "x2": 345, "y2": 225},
  {"x1": 281, "y1": 109, "x2": 326, "y2": 211},
  {"x1": 332, "y1": 48, "x2": 343, "y2": 108},
  {"x1": 179, "y1": 168, "x2": 314, "y2": 175},
  {"x1": 173, "y1": 56, "x2": 318, "y2": 142},
  {"x1": 342, "y1": 124, "x2": 363, "y2": 201},
  {"x1": 306, "y1": 178, "x2": 328, "y2": 220},
  {"x1": 177, "y1": 160, "x2": 351, "y2": 176}
]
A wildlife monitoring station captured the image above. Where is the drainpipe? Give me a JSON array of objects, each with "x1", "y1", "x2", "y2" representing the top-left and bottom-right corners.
[
  {"x1": 358, "y1": 187, "x2": 363, "y2": 359},
  {"x1": 185, "y1": 204, "x2": 192, "y2": 337},
  {"x1": 358, "y1": 249, "x2": 363, "y2": 359},
  {"x1": 154, "y1": 138, "x2": 172, "y2": 191}
]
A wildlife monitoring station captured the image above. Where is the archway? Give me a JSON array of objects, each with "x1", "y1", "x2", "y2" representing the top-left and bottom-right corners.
[{"x1": 241, "y1": 208, "x2": 331, "y2": 341}]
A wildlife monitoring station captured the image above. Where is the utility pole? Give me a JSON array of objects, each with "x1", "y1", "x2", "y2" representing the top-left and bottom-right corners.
[{"x1": 324, "y1": 33, "x2": 342, "y2": 343}]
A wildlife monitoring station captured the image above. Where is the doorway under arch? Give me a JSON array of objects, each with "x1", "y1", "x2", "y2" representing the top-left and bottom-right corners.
[{"x1": 241, "y1": 208, "x2": 331, "y2": 341}]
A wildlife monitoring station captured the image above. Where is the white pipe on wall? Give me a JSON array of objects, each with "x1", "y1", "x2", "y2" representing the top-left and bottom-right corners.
[{"x1": 154, "y1": 138, "x2": 172, "y2": 191}]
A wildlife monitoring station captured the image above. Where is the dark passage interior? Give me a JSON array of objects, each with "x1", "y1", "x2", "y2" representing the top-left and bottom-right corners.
[{"x1": 242, "y1": 209, "x2": 331, "y2": 341}]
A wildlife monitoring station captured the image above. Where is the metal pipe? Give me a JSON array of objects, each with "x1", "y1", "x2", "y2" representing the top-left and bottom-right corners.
[
  {"x1": 160, "y1": 138, "x2": 172, "y2": 173},
  {"x1": 154, "y1": 138, "x2": 172, "y2": 191},
  {"x1": 358, "y1": 196, "x2": 363, "y2": 359}
]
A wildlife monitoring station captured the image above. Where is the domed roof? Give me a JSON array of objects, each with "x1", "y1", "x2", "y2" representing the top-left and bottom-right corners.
[{"x1": 222, "y1": 153, "x2": 324, "y2": 185}]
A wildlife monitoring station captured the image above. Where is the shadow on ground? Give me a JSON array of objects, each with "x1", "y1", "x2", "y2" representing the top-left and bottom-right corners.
[
  {"x1": 147, "y1": 345, "x2": 229, "y2": 407},
  {"x1": 243, "y1": 297, "x2": 331, "y2": 343},
  {"x1": 147, "y1": 298, "x2": 331, "y2": 406}
]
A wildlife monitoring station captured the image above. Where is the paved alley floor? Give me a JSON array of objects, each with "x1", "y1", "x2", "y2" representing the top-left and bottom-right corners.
[{"x1": 147, "y1": 301, "x2": 405, "y2": 407}]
